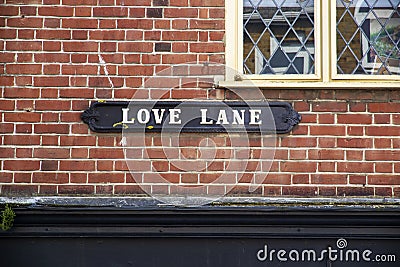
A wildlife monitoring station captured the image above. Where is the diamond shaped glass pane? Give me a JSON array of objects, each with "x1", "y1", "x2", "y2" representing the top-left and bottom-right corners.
[
  {"x1": 336, "y1": 0, "x2": 400, "y2": 75},
  {"x1": 243, "y1": 0, "x2": 315, "y2": 75}
]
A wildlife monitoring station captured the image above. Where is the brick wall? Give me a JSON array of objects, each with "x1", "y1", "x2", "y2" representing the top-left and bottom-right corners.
[{"x1": 1, "y1": 0, "x2": 399, "y2": 199}]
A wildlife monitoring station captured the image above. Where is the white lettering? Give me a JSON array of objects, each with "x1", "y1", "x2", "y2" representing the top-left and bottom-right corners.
[
  {"x1": 169, "y1": 109, "x2": 181, "y2": 124},
  {"x1": 200, "y1": 109, "x2": 213, "y2": 125},
  {"x1": 216, "y1": 110, "x2": 229, "y2": 125},
  {"x1": 345, "y1": 250, "x2": 360, "y2": 262},
  {"x1": 152, "y1": 109, "x2": 165, "y2": 124},
  {"x1": 122, "y1": 108, "x2": 129, "y2": 123},
  {"x1": 277, "y1": 250, "x2": 287, "y2": 262},
  {"x1": 362, "y1": 250, "x2": 372, "y2": 262},
  {"x1": 249, "y1": 109, "x2": 262, "y2": 125},
  {"x1": 232, "y1": 109, "x2": 245, "y2": 125},
  {"x1": 289, "y1": 250, "x2": 299, "y2": 261},
  {"x1": 328, "y1": 247, "x2": 338, "y2": 261},
  {"x1": 257, "y1": 245, "x2": 268, "y2": 262},
  {"x1": 137, "y1": 109, "x2": 150, "y2": 124}
]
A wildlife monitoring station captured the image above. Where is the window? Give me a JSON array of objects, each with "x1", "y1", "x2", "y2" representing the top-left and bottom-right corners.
[{"x1": 223, "y1": 0, "x2": 400, "y2": 88}]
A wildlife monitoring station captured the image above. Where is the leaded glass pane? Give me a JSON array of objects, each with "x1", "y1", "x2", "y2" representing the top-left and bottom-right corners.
[
  {"x1": 243, "y1": 0, "x2": 315, "y2": 75},
  {"x1": 336, "y1": 0, "x2": 400, "y2": 75}
]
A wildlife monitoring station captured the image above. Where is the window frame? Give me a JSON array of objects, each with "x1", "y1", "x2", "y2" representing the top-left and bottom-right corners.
[{"x1": 222, "y1": 0, "x2": 400, "y2": 88}]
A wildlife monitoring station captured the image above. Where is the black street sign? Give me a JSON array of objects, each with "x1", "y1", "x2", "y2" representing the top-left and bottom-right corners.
[{"x1": 81, "y1": 101, "x2": 301, "y2": 134}]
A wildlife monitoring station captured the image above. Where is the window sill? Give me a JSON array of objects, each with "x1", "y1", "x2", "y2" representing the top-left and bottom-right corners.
[{"x1": 218, "y1": 80, "x2": 400, "y2": 89}]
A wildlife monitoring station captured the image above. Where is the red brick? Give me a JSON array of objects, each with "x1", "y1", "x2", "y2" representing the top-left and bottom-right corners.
[
  {"x1": 64, "y1": 41, "x2": 98, "y2": 52},
  {"x1": 0, "y1": 29, "x2": 17, "y2": 39},
  {"x1": 7, "y1": 18, "x2": 43, "y2": 28},
  {"x1": 190, "y1": 43, "x2": 224, "y2": 53},
  {"x1": 171, "y1": 89, "x2": 207, "y2": 99},
  {"x1": 88, "y1": 173, "x2": 125, "y2": 183},
  {"x1": 154, "y1": 19, "x2": 170, "y2": 29},
  {"x1": 4, "y1": 112, "x2": 40, "y2": 123},
  {"x1": 34, "y1": 124, "x2": 69, "y2": 134},
  {"x1": 308, "y1": 149, "x2": 344, "y2": 160},
  {"x1": 62, "y1": 18, "x2": 98, "y2": 29},
  {"x1": 281, "y1": 137, "x2": 317, "y2": 147},
  {"x1": 117, "y1": 19, "x2": 153, "y2": 29},
  {"x1": 33, "y1": 148, "x2": 70, "y2": 159},
  {"x1": 90, "y1": 30, "x2": 125, "y2": 40},
  {"x1": 114, "y1": 185, "x2": 145, "y2": 195},
  {"x1": 118, "y1": 65, "x2": 153, "y2": 76},
  {"x1": 346, "y1": 150, "x2": 363, "y2": 161},
  {"x1": 170, "y1": 0, "x2": 188, "y2": 6},
  {"x1": 162, "y1": 54, "x2": 197, "y2": 64},
  {"x1": 337, "y1": 162, "x2": 374, "y2": 173},
  {"x1": 6, "y1": 64, "x2": 42, "y2": 74},
  {"x1": 349, "y1": 175, "x2": 366, "y2": 184},
  {"x1": 375, "y1": 162, "x2": 393, "y2": 173},
  {"x1": 281, "y1": 161, "x2": 317, "y2": 172},
  {"x1": 14, "y1": 172, "x2": 32, "y2": 183},
  {"x1": 374, "y1": 114, "x2": 391, "y2": 124},
  {"x1": 172, "y1": 19, "x2": 188, "y2": 30},
  {"x1": 190, "y1": 19, "x2": 224, "y2": 29},
  {"x1": 6, "y1": 41, "x2": 42, "y2": 51},
  {"x1": 311, "y1": 174, "x2": 347, "y2": 184},
  {"x1": 58, "y1": 185, "x2": 94, "y2": 195},
  {"x1": 366, "y1": 126, "x2": 400, "y2": 136},
  {"x1": 88, "y1": 77, "x2": 123, "y2": 88},
  {"x1": 318, "y1": 162, "x2": 336, "y2": 172},
  {"x1": 337, "y1": 187, "x2": 374, "y2": 197},
  {"x1": 4, "y1": 160, "x2": 40, "y2": 171},
  {"x1": 347, "y1": 126, "x2": 364, "y2": 136},
  {"x1": 4, "y1": 135, "x2": 40, "y2": 145},
  {"x1": 337, "y1": 114, "x2": 372, "y2": 124},
  {"x1": 60, "y1": 160, "x2": 95, "y2": 171},
  {"x1": 0, "y1": 100, "x2": 15, "y2": 110},
  {"x1": 164, "y1": 8, "x2": 198, "y2": 18},
  {"x1": 75, "y1": 7, "x2": 91, "y2": 17},
  {"x1": 310, "y1": 126, "x2": 346, "y2": 136},
  {"x1": 39, "y1": 185, "x2": 57, "y2": 194},
  {"x1": 312, "y1": 102, "x2": 347, "y2": 112},
  {"x1": 38, "y1": 6, "x2": 74, "y2": 16},
  {"x1": 392, "y1": 114, "x2": 400, "y2": 125},
  {"x1": 365, "y1": 150, "x2": 400, "y2": 161},
  {"x1": 162, "y1": 31, "x2": 198, "y2": 41},
  {"x1": 37, "y1": 30, "x2": 71, "y2": 40},
  {"x1": 93, "y1": 7, "x2": 128, "y2": 17},
  {"x1": 118, "y1": 42, "x2": 153, "y2": 52},
  {"x1": 209, "y1": 8, "x2": 224, "y2": 18},
  {"x1": 35, "y1": 100, "x2": 71, "y2": 111},
  {"x1": 0, "y1": 147, "x2": 14, "y2": 158},
  {"x1": 282, "y1": 186, "x2": 317, "y2": 196},
  {"x1": 374, "y1": 138, "x2": 391, "y2": 148},
  {"x1": 190, "y1": 0, "x2": 224, "y2": 7},
  {"x1": 89, "y1": 148, "x2": 124, "y2": 159},
  {"x1": 34, "y1": 77, "x2": 69, "y2": 87},
  {"x1": 18, "y1": 29, "x2": 34, "y2": 39},
  {"x1": 60, "y1": 136, "x2": 96, "y2": 146},
  {"x1": 32, "y1": 173, "x2": 69, "y2": 184},
  {"x1": 1, "y1": 185, "x2": 38, "y2": 196},
  {"x1": 129, "y1": 7, "x2": 145, "y2": 18},
  {"x1": 0, "y1": 52, "x2": 15, "y2": 63},
  {"x1": 62, "y1": 65, "x2": 98, "y2": 75},
  {"x1": 368, "y1": 102, "x2": 400, "y2": 113},
  {"x1": 34, "y1": 53, "x2": 70, "y2": 63},
  {"x1": 368, "y1": 175, "x2": 400, "y2": 185},
  {"x1": 337, "y1": 138, "x2": 372, "y2": 148},
  {"x1": 15, "y1": 124, "x2": 33, "y2": 134},
  {"x1": 44, "y1": 18, "x2": 60, "y2": 28}
]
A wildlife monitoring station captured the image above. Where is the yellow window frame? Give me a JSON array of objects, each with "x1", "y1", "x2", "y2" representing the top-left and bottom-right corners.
[{"x1": 221, "y1": 0, "x2": 400, "y2": 89}]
